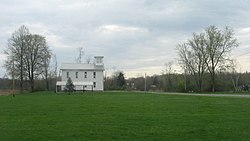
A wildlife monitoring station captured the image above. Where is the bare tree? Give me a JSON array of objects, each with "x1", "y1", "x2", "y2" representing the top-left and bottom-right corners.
[
  {"x1": 4, "y1": 25, "x2": 30, "y2": 93},
  {"x1": 4, "y1": 26, "x2": 52, "y2": 92},
  {"x1": 188, "y1": 33, "x2": 207, "y2": 92},
  {"x1": 177, "y1": 33, "x2": 207, "y2": 92},
  {"x1": 177, "y1": 26, "x2": 238, "y2": 92},
  {"x1": 42, "y1": 51, "x2": 52, "y2": 91},
  {"x1": 86, "y1": 55, "x2": 92, "y2": 64},
  {"x1": 42, "y1": 53, "x2": 57, "y2": 91},
  {"x1": 51, "y1": 54, "x2": 58, "y2": 79},
  {"x1": 50, "y1": 54, "x2": 58, "y2": 91},
  {"x1": 227, "y1": 60, "x2": 240, "y2": 92},
  {"x1": 163, "y1": 61, "x2": 174, "y2": 91},
  {"x1": 23, "y1": 34, "x2": 51, "y2": 92},
  {"x1": 205, "y1": 26, "x2": 239, "y2": 92},
  {"x1": 165, "y1": 61, "x2": 173, "y2": 75}
]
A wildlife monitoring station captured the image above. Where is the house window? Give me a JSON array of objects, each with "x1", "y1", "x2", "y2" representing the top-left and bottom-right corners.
[
  {"x1": 93, "y1": 82, "x2": 96, "y2": 88},
  {"x1": 84, "y1": 72, "x2": 87, "y2": 78},
  {"x1": 66, "y1": 72, "x2": 69, "y2": 78},
  {"x1": 97, "y1": 58, "x2": 101, "y2": 63},
  {"x1": 93, "y1": 72, "x2": 96, "y2": 78},
  {"x1": 76, "y1": 72, "x2": 78, "y2": 78}
]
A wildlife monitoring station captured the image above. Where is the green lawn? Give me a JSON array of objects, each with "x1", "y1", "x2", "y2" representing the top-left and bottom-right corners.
[{"x1": 0, "y1": 91, "x2": 249, "y2": 141}]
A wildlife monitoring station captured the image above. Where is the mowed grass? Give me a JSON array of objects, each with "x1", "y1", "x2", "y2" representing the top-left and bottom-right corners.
[{"x1": 0, "y1": 92, "x2": 250, "y2": 141}]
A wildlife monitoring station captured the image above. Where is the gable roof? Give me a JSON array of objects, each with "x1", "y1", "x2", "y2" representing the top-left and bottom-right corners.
[{"x1": 60, "y1": 63, "x2": 104, "y2": 70}]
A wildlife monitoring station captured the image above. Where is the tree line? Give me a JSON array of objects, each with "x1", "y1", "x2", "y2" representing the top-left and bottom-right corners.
[
  {"x1": 126, "y1": 70, "x2": 250, "y2": 93},
  {"x1": 109, "y1": 26, "x2": 249, "y2": 93},
  {"x1": 2, "y1": 25, "x2": 249, "y2": 93}
]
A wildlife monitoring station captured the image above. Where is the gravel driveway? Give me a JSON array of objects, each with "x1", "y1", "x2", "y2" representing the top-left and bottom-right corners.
[{"x1": 147, "y1": 91, "x2": 250, "y2": 98}]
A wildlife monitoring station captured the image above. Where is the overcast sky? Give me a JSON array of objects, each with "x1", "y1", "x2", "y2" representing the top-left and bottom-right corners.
[{"x1": 0, "y1": 0, "x2": 250, "y2": 78}]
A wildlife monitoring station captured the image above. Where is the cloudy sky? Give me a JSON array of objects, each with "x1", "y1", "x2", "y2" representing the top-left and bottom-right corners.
[{"x1": 0, "y1": 0, "x2": 250, "y2": 78}]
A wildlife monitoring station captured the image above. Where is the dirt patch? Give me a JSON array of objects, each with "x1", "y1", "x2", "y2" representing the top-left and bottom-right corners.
[{"x1": 0, "y1": 90, "x2": 18, "y2": 95}]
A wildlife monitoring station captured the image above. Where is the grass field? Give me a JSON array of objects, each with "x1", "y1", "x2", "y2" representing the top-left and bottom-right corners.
[{"x1": 0, "y1": 91, "x2": 249, "y2": 141}]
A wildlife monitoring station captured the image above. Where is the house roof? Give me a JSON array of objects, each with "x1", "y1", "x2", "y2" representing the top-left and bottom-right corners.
[{"x1": 60, "y1": 63, "x2": 104, "y2": 70}]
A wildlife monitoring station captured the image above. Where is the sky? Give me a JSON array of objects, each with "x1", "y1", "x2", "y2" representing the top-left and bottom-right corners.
[{"x1": 0, "y1": 0, "x2": 250, "y2": 78}]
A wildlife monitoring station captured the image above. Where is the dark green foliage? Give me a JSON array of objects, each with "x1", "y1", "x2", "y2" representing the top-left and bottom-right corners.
[
  {"x1": 64, "y1": 77, "x2": 75, "y2": 94},
  {"x1": 104, "y1": 71, "x2": 126, "y2": 90},
  {"x1": 0, "y1": 92, "x2": 250, "y2": 141},
  {"x1": 116, "y1": 72, "x2": 126, "y2": 88}
]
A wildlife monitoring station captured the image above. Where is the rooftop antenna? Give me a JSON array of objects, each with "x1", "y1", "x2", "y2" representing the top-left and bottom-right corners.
[{"x1": 76, "y1": 47, "x2": 84, "y2": 63}]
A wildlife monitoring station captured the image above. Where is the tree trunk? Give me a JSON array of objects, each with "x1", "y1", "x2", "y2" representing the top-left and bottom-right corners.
[
  {"x1": 198, "y1": 77, "x2": 203, "y2": 93},
  {"x1": 30, "y1": 79, "x2": 34, "y2": 92},
  {"x1": 31, "y1": 66, "x2": 34, "y2": 92},
  {"x1": 211, "y1": 72, "x2": 215, "y2": 92},
  {"x1": 46, "y1": 78, "x2": 49, "y2": 91},
  {"x1": 45, "y1": 70, "x2": 49, "y2": 91},
  {"x1": 20, "y1": 49, "x2": 24, "y2": 93}
]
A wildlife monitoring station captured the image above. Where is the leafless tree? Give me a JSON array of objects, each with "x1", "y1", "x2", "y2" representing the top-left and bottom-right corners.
[
  {"x1": 4, "y1": 25, "x2": 30, "y2": 93},
  {"x1": 51, "y1": 54, "x2": 58, "y2": 79},
  {"x1": 50, "y1": 54, "x2": 58, "y2": 91},
  {"x1": 227, "y1": 59, "x2": 240, "y2": 92},
  {"x1": 165, "y1": 61, "x2": 173, "y2": 75},
  {"x1": 177, "y1": 33, "x2": 207, "y2": 92},
  {"x1": 4, "y1": 26, "x2": 52, "y2": 92},
  {"x1": 205, "y1": 26, "x2": 239, "y2": 92},
  {"x1": 177, "y1": 26, "x2": 238, "y2": 92},
  {"x1": 163, "y1": 61, "x2": 174, "y2": 91},
  {"x1": 86, "y1": 55, "x2": 92, "y2": 64},
  {"x1": 23, "y1": 34, "x2": 51, "y2": 92},
  {"x1": 42, "y1": 50, "x2": 52, "y2": 91}
]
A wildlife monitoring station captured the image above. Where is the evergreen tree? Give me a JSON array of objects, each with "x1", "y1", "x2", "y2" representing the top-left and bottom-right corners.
[
  {"x1": 117, "y1": 72, "x2": 126, "y2": 89},
  {"x1": 64, "y1": 77, "x2": 75, "y2": 94}
]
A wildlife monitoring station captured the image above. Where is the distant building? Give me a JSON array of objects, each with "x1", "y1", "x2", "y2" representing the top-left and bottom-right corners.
[{"x1": 56, "y1": 56, "x2": 104, "y2": 92}]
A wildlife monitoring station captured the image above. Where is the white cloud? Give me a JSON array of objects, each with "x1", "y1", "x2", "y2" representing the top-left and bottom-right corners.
[
  {"x1": 58, "y1": 1, "x2": 95, "y2": 11},
  {"x1": 234, "y1": 27, "x2": 250, "y2": 52},
  {"x1": 238, "y1": 27, "x2": 250, "y2": 34},
  {"x1": 98, "y1": 24, "x2": 147, "y2": 34}
]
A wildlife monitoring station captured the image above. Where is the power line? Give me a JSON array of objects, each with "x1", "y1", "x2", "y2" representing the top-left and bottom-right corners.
[{"x1": 234, "y1": 51, "x2": 250, "y2": 58}]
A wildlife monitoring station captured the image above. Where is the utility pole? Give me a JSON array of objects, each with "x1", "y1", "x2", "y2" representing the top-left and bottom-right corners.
[{"x1": 144, "y1": 73, "x2": 147, "y2": 91}]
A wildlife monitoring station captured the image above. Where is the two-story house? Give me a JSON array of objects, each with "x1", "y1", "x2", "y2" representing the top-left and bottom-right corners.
[{"x1": 56, "y1": 56, "x2": 104, "y2": 92}]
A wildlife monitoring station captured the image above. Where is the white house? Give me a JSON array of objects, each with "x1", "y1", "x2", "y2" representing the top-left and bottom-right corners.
[{"x1": 56, "y1": 56, "x2": 104, "y2": 92}]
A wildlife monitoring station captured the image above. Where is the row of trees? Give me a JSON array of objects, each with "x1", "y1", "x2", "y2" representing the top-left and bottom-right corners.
[
  {"x1": 126, "y1": 71, "x2": 250, "y2": 92},
  {"x1": 2, "y1": 25, "x2": 247, "y2": 93},
  {"x1": 4, "y1": 25, "x2": 55, "y2": 92},
  {"x1": 125, "y1": 26, "x2": 248, "y2": 93}
]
